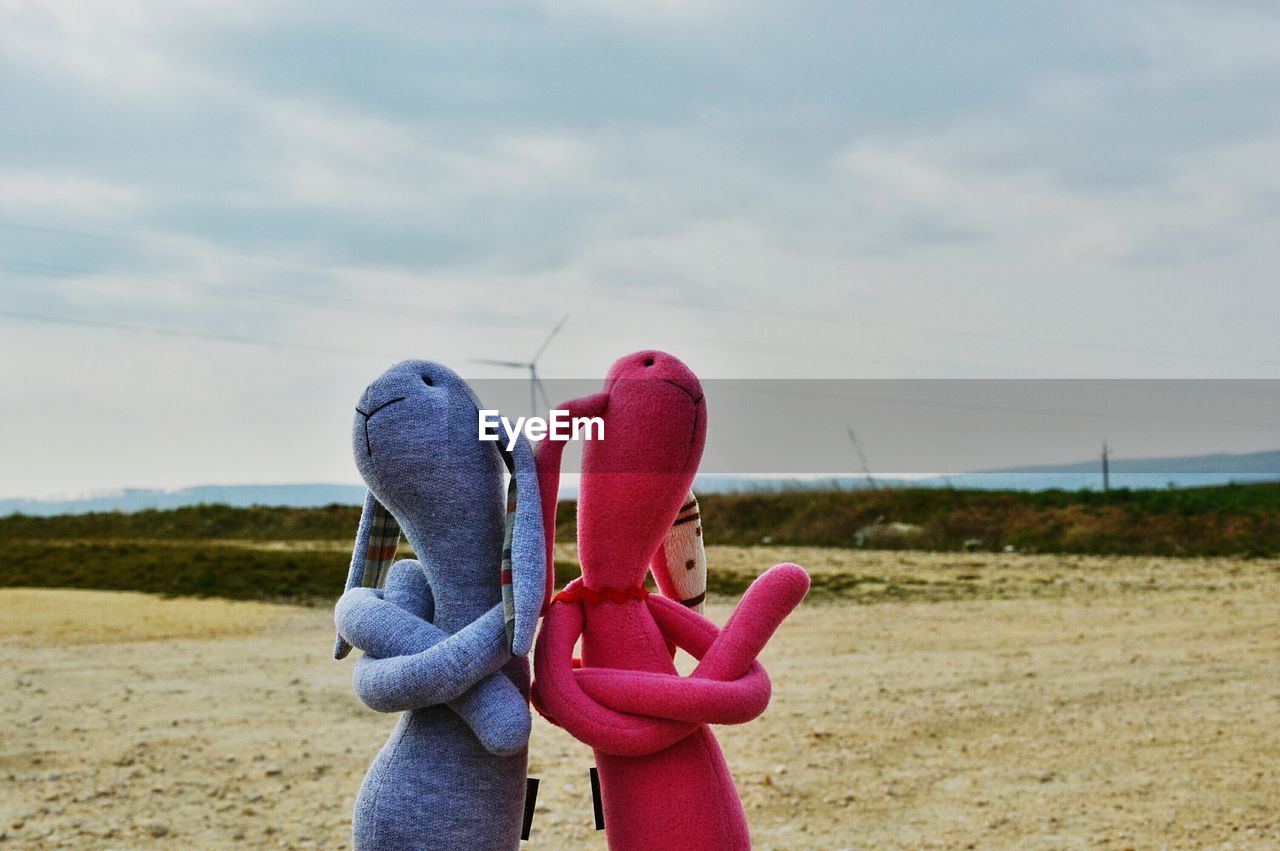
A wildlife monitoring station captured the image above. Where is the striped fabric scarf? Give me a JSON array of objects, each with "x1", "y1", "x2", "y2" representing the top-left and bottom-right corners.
[
  {"x1": 498, "y1": 444, "x2": 519, "y2": 652},
  {"x1": 360, "y1": 501, "x2": 402, "y2": 590}
]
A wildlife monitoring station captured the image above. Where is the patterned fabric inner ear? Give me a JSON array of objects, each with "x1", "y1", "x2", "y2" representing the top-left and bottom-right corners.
[
  {"x1": 496, "y1": 442, "x2": 519, "y2": 653},
  {"x1": 666, "y1": 491, "x2": 707, "y2": 612},
  {"x1": 362, "y1": 500, "x2": 402, "y2": 590}
]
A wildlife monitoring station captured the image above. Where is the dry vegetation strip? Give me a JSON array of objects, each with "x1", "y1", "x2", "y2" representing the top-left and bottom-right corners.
[
  {"x1": 5, "y1": 481, "x2": 1280, "y2": 556},
  {"x1": 10, "y1": 542, "x2": 1271, "y2": 613},
  {"x1": 3, "y1": 534, "x2": 1279, "y2": 609}
]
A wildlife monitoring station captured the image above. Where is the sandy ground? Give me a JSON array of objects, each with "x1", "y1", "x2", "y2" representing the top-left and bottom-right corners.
[{"x1": 2, "y1": 550, "x2": 1278, "y2": 850}]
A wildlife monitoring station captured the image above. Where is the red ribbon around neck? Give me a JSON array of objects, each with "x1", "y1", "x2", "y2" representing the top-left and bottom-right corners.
[{"x1": 552, "y1": 584, "x2": 649, "y2": 605}]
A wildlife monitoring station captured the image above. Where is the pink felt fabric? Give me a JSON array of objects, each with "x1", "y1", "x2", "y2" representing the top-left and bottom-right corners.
[{"x1": 531, "y1": 351, "x2": 810, "y2": 850}]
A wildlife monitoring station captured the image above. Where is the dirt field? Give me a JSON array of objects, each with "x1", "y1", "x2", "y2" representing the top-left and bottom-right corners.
[{"x1": 2, "y1": 550, "x2": 1278, "y2": 849}]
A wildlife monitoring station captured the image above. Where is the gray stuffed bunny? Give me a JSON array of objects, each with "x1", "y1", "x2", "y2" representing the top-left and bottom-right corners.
[{"x1": 333, "y1": 360, "x2": 547, "y2": 850}]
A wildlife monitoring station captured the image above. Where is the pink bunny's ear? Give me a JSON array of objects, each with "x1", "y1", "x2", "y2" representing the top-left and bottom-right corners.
[
  {"x1": 535, "y1": 392, "x2": 608, "y2": 608},
  {"x1": 650, "y1": 490, "x2": 707, "y2": 614}
]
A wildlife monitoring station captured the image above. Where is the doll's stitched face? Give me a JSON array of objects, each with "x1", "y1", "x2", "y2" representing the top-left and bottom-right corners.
[
  {"x1": 588, "y1": 350, "x2": 706, "y2": 474},
  {"x1": 575, "y1": 351, "x2": 707, "y2": 586},
  {"x1": 353, "y1": 360, "x2": 503, "y2": 528}
]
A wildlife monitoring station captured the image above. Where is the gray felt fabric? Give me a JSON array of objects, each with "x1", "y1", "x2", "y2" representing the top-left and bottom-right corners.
[
  {"x1": 333, "y1": 360, "x2": 545, "y2": 851},
  {"x1": 335, "y1": 570, "x2": 531, "y2": 754}
]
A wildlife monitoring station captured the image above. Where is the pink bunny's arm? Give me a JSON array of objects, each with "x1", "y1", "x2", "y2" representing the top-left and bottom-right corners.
[
  {"x1": 532, "y1": 597, "x2": 698, "y2": 757},
  {"x1": 651, "y1": 563, "x2": 810, "y2": 681},
  {"x1": 695, "y1": 562, "x2": 809, "y2": 679},
  {"x1": 568, "y1": 593, "x2": 774, "y2": 724},
  {"x1": 645, "y1": 592, "x2": 719, "y2": 657},
  {"x1": 573, "y1": 663, "x2": 770, "y2": 725}
]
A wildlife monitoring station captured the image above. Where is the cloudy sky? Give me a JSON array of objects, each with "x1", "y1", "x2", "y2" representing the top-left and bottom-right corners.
[{"x1": 2, "y1": 1, "x2": 1278, "y2": 497}]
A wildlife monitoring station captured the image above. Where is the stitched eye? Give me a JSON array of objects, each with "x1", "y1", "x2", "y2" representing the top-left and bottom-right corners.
[
  {"x1": 643, "y1": 357, "x2": 655, "y2": 367},
  {"x1": 421, "y1": 375, "x2": 433, "y2": 386},
  {"x1": 685, "y1": 559, "x2": 695, "y2": 570}
]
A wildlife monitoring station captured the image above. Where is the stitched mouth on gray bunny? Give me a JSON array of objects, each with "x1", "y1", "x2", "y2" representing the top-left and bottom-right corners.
[{"x1": 355, "y1": 396, "x2": 405, "y2": 457}]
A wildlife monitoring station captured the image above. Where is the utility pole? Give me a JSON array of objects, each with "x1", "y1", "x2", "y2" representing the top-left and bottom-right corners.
[
  {"x1": 1101, "y1": 441, "x2": 1110, "y2": 492},
  {"x1": 846, "y1": 425, "x2": 877, "y2": 490}
]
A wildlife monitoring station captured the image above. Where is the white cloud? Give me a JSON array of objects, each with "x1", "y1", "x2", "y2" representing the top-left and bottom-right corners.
[
  {"x1": 1128, "y1": 1, "x2": 1280, "y2": 77},
  {"x1": 0, "y1": 170, "x2": 147, "y2": 214},
  {"x1": 535, "y1": 0, "x2": 740, "y2": 24},
  {"x1": 0, "y1": 0, "x2": 270, "y2": 98}
]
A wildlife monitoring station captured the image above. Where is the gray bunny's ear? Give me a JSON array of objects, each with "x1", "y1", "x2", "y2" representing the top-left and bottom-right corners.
[
  {"x1": 500, "y1": 430, "x2": 546, "y2": 656},
  {"x1": 333, "y1": 490, "x2": 401, "y2": 659}
]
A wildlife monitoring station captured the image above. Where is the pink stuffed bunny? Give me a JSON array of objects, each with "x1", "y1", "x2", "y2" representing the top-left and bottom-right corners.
[{"x1": 532, "y1": 350, "x2": 810, "y2": 850}]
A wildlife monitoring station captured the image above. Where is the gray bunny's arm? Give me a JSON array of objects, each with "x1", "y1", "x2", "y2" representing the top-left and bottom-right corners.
[
  {"x1": 348, "y1": 602, "x2": 512, "y2": 711},
  {"x1": 381, "y1": 559, "x2": 434, "y2": 622},
  {"x1": 336, "y1": 589, "x2": 519, "y2": 703},
  {"x1": 336, "y1": 581, "x2": 530, "y2": 755},
  {"x1": 335, "y1": 585, "x2": 444, "y2": 660}
]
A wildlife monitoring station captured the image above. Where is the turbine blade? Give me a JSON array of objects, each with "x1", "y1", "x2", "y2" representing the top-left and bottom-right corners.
[{"x1": 531, "y1": 313, "x2": 570, "y2": 363}]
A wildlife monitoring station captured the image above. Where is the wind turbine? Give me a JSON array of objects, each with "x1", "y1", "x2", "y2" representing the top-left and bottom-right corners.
[{"x1": 470, "y1": 314, "x2": 569, "y2": 414}]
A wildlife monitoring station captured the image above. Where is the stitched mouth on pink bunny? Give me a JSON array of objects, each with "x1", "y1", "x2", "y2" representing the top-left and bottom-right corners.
[
  {"x1": 582, "y1": 378, "x2": 705, "y2": 475},
  {"x1": 663, "y1": 379, "x2": 704, "y2": 444},
  {"x1": 662, "y1": 377, "x2": 703, "y2": 403}
]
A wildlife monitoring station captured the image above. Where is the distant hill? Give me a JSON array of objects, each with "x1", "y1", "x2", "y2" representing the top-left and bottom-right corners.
[
  {"x1": 977, "y1": 448, "x2": 1280, "y2": 476},
  {"x1": 944, "y1": 448, "x2": 1280, "y2": 493},
  {"x1": 4, "y1": 450, "x2": 1277, "y2": 515},
  {"x1": 0, "y1": 484, "x2": 367, "y2": 517}
]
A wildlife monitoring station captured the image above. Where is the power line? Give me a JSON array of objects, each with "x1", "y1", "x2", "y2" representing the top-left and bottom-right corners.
[
  {"x1": 0, "y1": 308, "x2": 390, "y2": 359},
  {"x1": 0, "y1": 295, "x2": 1042, "y2": 380},
  {"x1": 716, "y1": 382, "x2": 1280, "y2": 430},
  {"x1": 0, "y1": 258, "x2": 538, "y2": 334},
  {"x1": 5, "y1": 260, "x2": 1269, "y2": 379},
  {"x1": 3, "y1": 218, "x2": 1276, "y2": 369},
  {"x1": 1, "y1": 258, "x2": 1041, "y2": 376},
  {"x1": 2, "y1": 308, "x2": 1275, "y2": 434},
  {"x1": 6, "y1": 258, "x2": 1276, "y2": 381}
]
